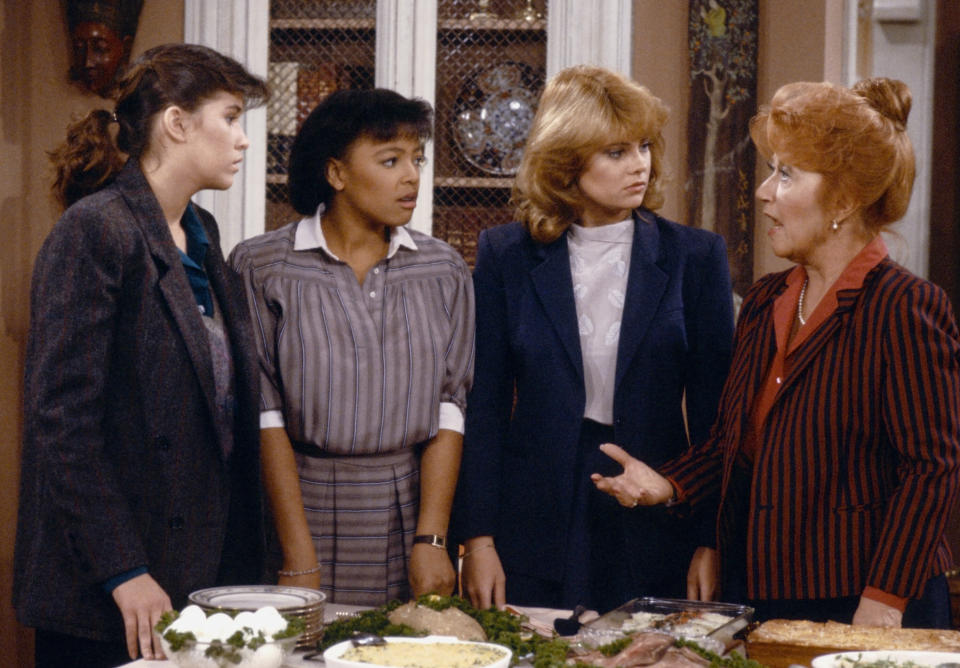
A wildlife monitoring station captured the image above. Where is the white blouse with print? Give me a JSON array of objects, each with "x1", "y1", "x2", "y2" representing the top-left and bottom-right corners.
[{"x1": 567, "y1": 218, "x2": 633, "y2": 425}]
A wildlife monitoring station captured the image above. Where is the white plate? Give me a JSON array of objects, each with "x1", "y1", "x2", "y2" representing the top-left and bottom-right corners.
[
  {"x1": 812, "y1": 650, "x2": 960, "y2": 668},
  {"x1": 324, "y1": 635, "x2": 512, "y2": 668},
  {"x1": 188, "y1": 585, "x2": 326, "y2": 612}
]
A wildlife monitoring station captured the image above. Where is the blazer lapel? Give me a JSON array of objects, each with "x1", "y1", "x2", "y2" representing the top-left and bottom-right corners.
[
  {"x1": 614, "y1": 211, "x2": 669, "y2": 392},
  {"x1": 779, "y1": 288, "x2": 859, "y2": 394},
  {"x1": 116, "y1": 164, "x2": 219, "y2": 432},
  {"x1": 720, "y1": 285, "x2": 780, "y2": 490},
  {"x1": 530, "y1": 234, "x2": 584, "y2": 380}
]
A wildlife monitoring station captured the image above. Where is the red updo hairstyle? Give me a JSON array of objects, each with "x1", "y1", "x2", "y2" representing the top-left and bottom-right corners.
[{"x1": 749, "y1": 77, "x2": 915, "y2": 232}]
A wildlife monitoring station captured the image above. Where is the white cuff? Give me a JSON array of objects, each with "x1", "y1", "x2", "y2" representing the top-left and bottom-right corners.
[
  {"x1": 259, "y1": 409, "x2": 285, "y2": 429},
  {"x1": 438, "y1": 402, "x2": 465, "y2": 434}
]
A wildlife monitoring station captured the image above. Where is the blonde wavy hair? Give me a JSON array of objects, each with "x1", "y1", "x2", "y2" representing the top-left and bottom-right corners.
[
  {"x1": 513, "y1": 65, "x2": 669, "y2": 244},
  {"x1": 749, "y1": 77, "x2": 915, "y2": 233}
]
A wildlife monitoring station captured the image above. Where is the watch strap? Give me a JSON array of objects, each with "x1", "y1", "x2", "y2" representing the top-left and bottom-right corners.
[{"x1": 412, "y1": 534, "x2": 447, "y2": 548}]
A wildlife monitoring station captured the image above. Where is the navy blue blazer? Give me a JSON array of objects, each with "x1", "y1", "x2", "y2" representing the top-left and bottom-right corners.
[
  {"x1": 13, "y1": 161, "x2": 264, "y2": 642},
  {"x1": 455, "y1": 210, "x2": 734, "y2": 588}
]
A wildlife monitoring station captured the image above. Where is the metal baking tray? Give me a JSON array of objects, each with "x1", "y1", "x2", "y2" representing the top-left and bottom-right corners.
[{"x1": 579, "y1": 597, "x2": 754, "y2": 651}]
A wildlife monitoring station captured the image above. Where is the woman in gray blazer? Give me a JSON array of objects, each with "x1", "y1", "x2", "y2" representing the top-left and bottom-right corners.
[{"x1": 13, "y1": 44, "x2": 267, "y2": 668}]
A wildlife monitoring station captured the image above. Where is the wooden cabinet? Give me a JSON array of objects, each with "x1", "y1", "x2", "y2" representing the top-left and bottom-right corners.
[{"x1": 184, "y1": 0, "x2": 633, "y2": 258}]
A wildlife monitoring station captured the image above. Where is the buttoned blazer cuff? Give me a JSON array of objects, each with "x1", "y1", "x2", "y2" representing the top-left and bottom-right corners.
[{"x1": 664, "y1": 475, "x2": 686, "y2": 505}]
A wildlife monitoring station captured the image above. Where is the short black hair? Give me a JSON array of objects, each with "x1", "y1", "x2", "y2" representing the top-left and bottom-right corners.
[{"x1": 288, "y1": 88, "x2": 434, "y2": 215}]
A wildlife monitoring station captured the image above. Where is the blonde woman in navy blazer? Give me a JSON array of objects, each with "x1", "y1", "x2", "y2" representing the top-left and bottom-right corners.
[
  {"x1": 593, "y1": 78, "x2": 960, "y2": 628},
  {"x1": 455, "y1": 66, "x2": 735, "y2": 613}
]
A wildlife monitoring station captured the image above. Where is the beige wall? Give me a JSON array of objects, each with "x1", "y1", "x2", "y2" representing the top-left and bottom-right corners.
[
  {"x1": 0, "y1": 2, "x2": 183, "y2": 664},
  {"x1": 630, "y1": 3, "x2": 691, "y2": 226}
]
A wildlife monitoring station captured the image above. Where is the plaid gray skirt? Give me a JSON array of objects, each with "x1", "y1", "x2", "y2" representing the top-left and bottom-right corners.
[{"x1": 291, "y1": 448, "x2": 419, "y2": 606}]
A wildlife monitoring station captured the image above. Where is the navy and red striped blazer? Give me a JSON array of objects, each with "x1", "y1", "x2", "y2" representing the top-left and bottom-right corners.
[{"x1": 662, "y1": 257, "x2": 960, "y2": 601}]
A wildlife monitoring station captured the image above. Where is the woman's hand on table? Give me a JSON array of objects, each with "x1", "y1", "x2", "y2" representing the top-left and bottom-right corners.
[
  {"x1": 853, "y1": 595, "x2": 903, "y2": 627},
  {"x1": 111, "y1": 573, "x2": 172, "y2": 660},
  {"x1": 686, "y1": 546, "x2": 718, "y2": 601},
  {"x1": 461, "y1": 537, "x2": 506, "y2": 610},
  {"x1": 590, "y1": 443, "x2": 675, "y2": 507},
  {"x1": 409, "y1": 543, "x2": 456, "y2": 597}
]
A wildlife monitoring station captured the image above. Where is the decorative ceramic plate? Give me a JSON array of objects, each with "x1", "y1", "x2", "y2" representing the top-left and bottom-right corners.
[
  {"x1": 453, "y1": 61, "x2": 541, "y2": 175},
  {"x1": 188, "y1": 585, "x2": 326, "y2": 612},
  {"x1": 811, "y1": 650, "x2": 960, "y2": 668}
]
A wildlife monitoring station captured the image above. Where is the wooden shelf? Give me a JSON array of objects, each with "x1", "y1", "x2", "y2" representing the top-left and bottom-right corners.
[
  {"x1": 268, "y1": 175, "x2": 515, "y2": 189},
  {"x1": 270, "y1": 18, "x2": 375, "y2": 31},
  {"x1": 272, "y1": 17, "x2": 543, "y2": 32},
  {"x1": 435, "y1": 176, "x2": 514, "y2": 189},
  {"x1": 439, "y1": 17, "x2": 545, "y2": 31}
]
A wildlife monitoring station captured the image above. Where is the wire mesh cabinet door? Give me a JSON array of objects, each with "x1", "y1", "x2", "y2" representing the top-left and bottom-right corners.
[
  {"x1": 266, "y1": 0, "x2": 378, "y2": 232},
  {"x1": 189, "y1": 1, "x2": 629, "y2": 252},
  {"x1": 263, "y1": 1, "x2": 629, "y2": 267},
  {"x1": 429, "y1": 0, "x2": 547, "y2": 268}
]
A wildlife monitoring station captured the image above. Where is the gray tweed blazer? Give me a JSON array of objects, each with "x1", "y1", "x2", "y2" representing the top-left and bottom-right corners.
[{"x1": 13, "y1": 161, "x2": 264, "y2": 641}]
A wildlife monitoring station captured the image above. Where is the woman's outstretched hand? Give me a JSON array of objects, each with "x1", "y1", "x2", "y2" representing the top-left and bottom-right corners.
[{"x1": 590, "y1": 443, "x2": 675, "y2": 507}]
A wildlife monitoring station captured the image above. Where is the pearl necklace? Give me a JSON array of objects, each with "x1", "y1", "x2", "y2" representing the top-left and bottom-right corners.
[{"x1": 797, "y1": 278, "x2": 809, "y2": 326}]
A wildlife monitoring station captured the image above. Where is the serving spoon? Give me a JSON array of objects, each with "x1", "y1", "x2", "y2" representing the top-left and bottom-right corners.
[{"x1": 350, "y1": 631, "x2": 387, "y2": 647}]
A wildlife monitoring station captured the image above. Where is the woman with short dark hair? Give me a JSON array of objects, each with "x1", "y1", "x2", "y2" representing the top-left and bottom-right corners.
[{"x1": 230, "y1": 88, "x2": 474, "y2": 606}]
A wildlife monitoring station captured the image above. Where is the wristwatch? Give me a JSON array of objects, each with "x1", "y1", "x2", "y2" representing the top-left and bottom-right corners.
[{"x1": 413, "y1": 534, "x2": 447, "y2": 549}]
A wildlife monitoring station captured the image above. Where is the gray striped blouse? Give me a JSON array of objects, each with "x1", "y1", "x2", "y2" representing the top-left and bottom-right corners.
[{"x1": 229, "y1": 210, "x2": 475, "y2": 454}]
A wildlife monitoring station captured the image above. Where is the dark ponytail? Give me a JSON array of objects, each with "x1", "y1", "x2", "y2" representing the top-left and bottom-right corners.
[
  {"x1": 49, "y1": 109, "x2": 125, "y2": 209},
  {"x1": 49, "y1": 43, "x2": 268, "y2": 210}
]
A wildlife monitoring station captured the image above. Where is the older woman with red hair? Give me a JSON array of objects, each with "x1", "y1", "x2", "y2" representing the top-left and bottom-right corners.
[{"x1": 592, "y1": 77, "x2": 960, "y2": 628}]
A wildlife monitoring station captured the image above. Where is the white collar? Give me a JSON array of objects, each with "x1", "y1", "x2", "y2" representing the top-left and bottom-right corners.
[{"x1": 294, "y1": 204, "x2": 418, "y2": 260}]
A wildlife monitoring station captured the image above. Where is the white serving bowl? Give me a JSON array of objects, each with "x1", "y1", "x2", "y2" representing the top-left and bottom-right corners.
[
  {"x1": 323, "y1": 635, "x2": 512, "y2": 668},
  {"x1": 811, "y1": 650, "x2": 960, "y2": 668},
  {"x1": 159, "y1": 633, "x2": 300, "y2": 668}
]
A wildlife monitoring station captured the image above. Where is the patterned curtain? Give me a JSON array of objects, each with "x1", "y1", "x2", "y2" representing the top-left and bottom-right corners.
[{"x1": 685, "y1": 0, "x2": 759, "y2": 299}]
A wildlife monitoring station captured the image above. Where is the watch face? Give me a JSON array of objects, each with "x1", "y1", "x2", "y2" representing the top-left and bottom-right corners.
[{"x1": 414, "y1": 535, "x2": 446, "y2": 547}]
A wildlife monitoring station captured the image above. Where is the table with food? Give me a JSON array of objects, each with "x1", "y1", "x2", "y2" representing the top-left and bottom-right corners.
[{"x1": 119, "y1": 587, "x2": 960, "y2": 668}]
